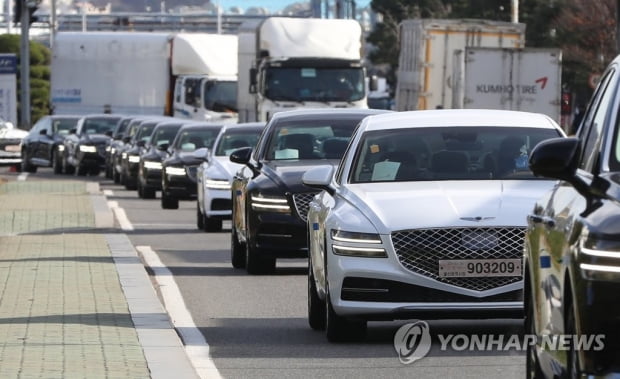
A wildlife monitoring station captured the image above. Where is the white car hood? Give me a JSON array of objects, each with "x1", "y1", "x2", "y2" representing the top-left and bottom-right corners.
[
  {"x1": 211, "y1": 156, "x2": 243, "y2": 180},
  {"x1": 346, "y1": 180, "x2": 556, "y2": 232},
  {"x1": 0, "y1": 125, "x2": 27, "y2": 139}
]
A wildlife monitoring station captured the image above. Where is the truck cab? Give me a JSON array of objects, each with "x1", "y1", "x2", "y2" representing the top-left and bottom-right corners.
[{"x1": 173, "y1": 75, "x2": 238, "y2": 122}]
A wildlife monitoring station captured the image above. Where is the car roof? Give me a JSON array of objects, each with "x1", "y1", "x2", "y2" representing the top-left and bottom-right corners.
[
  {"x1": 220, "y1": 122, "x2": 266, "y2": 133},
  {"x1": 270, "y1": 108, "x2": 392, "y2": 121},
  {"x1": 361, "y1": 109, "x2": 562, "y2": 132}
]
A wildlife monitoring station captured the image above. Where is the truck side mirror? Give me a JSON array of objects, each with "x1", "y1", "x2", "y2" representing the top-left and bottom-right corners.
[{"x1": 249, "y1": 68, "x2": 257, "y2": 94}]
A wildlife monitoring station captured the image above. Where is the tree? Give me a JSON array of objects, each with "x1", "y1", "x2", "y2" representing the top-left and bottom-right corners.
[{"x1": 0, "y1": 34, "x2": 50, "y2": 127}]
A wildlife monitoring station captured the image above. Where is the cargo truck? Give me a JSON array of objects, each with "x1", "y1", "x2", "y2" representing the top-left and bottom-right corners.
[
  {"x1": 452, "y1": 47, "x2": 562, "y2": 122},
  {"x1": 395, "y1": 19, "x2": 525, "y2": 111},
  {"x1": 50, "y1": 32, "x2": 238, "y2": 121},
  {"x1": 237, "y1": 17, "x2": 372, "y2": 122}
]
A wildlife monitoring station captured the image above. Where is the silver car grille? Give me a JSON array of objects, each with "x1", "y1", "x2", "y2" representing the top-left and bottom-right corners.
[
  {"x1": 292, "y1": 192, "x2": 320, "y2": 222},
  {"x1": 391, "y1": 227, "x2": 525, "y2": 292}
]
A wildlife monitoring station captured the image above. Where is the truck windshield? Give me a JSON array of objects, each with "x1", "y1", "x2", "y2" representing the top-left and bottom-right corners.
[
  {"x1": 264, "y1": 67, "x2": 365, "y2": 102},
  {"x1": 203, "y1": 81, "x2": 237, "y2": 113}
]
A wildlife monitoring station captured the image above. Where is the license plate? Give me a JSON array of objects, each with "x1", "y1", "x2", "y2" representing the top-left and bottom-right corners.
[
  {"x1": 438, "y1": 259, "x2": 522, "y2": 278},
  {"x1": 4, "y1": 145, "x2": 20, "y2": 152}
]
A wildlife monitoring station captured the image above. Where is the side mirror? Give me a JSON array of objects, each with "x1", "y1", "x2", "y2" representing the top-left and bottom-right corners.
[
  {"x1": 230, "y1": 146, "x2": 252, "y2": 165},
  {"x1": 105, "y1": 130, "x2": 113, "y2": 137},
  {"x1": 69, "y1": 128, "x2": 77, "y2": 134},
  {"x1": 39, "y1": 129, "x2": 47, "y2": 135},
  {"x1": 158, "y1": 143, "x2": 169, "y2": 151},
  {"x1": 249, "y1": 68, "x2": 257, "y2": 94},
  {"x1": 302, "y1": 165, "x2": 335, "y2": 196},
  {"x1": 193, "y1": 147, "x2": 210, "y2": 161},
  {"x1": 123, "y1": 136, "x2": 131, "y2": 143},
  {"x1": 529, "y1": 137, "x2": 580, "y2": 182}
]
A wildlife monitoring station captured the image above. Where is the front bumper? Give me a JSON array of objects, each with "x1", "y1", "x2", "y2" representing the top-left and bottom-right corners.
[
  {"x1": 204, "y1": 187, "x2": 232, "y2": 219},
  {"x1": 248, "y1": 210, "x2": 307, "y2": 258}
]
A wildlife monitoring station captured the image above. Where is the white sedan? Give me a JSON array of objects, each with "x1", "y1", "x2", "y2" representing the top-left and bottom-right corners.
[
  {"x1": 196, "y1": 122, "x2": 265, "y2": 232},
  {"x1": 302, "y1": 109, "x2": 566, "y2": 342}
]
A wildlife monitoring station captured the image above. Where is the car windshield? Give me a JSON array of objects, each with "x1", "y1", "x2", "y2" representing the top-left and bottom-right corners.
[
  {"x1": 53, "y1": 118, "x2": 79, "y2": 136},
  {"x1": 350, "y1": 126, "x2": 561, "y2": 183},
  {"x1": 204, "y1": 80, "x2": 237, "y2": 112},
  {"x1": 150, "y1": 125, "x2": 182, "y2": 148},
  {"x1": 215, "y1": 130, "x2": 261, "y2": 156},
  {"x1": 174, "y1": 128, "x2": 221, "y2": 152},
  {"x1": 82, "y1": 117, "x2": 120, "y2": 135},
  {"x1": 264, "y1": 119, "x2": 359, "y2": 161},
  {"x1": 135, "y1": 123, "x2": 157, "y2": 143},
  {"x1": 264, "y1": 67, "x2": 365, "y2": 102}
]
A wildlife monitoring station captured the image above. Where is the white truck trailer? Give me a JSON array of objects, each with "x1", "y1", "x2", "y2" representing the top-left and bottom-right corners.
[
  {"x1": 452, "y1": 47, "x2": 562, "y2": 122},
  {"x1": 50, "y1": 32, "x2": 238, "y2": 121},
  {"x1": 395, "y1": 19, "x2": 525, "y2": 111},
  {"x1": 237, "y1": 17, "x2": 370, "y2": 122}
]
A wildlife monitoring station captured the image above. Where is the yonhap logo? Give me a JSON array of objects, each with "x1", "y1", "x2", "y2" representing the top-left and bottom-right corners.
[{"x1": 393, "y1": 320, "x2": 432, "y2": 364}]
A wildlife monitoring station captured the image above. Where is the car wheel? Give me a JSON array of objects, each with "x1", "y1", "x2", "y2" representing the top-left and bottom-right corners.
[
  {"x1": 567, "y1": 302, "x2": 581, "y2": 379},
  {"x1": 21, "y1": 152, "x2": 37, "y2": 173},
  {"x1": 89, "y1": 167, "x2": 100, "y2": 176},
  {"x1": 76, "y1": 164, "x2": 88, "y2": 176},
  {"x1": 113, "y1": 169, "x2": 121, "y2": 183},
  {"x1": 308, "y1": 260, "x2": 326, "y2": 331},
  {"x1": 525, "y1": 285, "x2": 543, "y2": 379},
  {"x1": 142, "y1": 186, "x2": 156, "y2": 199},
  {"x1": 52, "y1": 150, "x2": 63, "y2": 174},
  {"x1": 325, "y1": 290, "x2": 366, "y2": 342},
  {"x1": 245, "y1": 239, "x2": 275, "y2": 275},
  {"x1": 124, "y1": 176, "x2": 137, "y2": 190},
  {"x1": 161, "y1": 192, "x2": 179, "y2": 209},
  {"x1": 63, "y1": 155, "x2": 75, "y2": 175},
  {"x1": 204, "y1": 216, "x2": 223, "y2": 232},
  {"x1": 230, "y1": 220, "x2": 246, "y2": 269},
  {"x1": 196, "y1": 203, "x2": 204, "y2": 230}
]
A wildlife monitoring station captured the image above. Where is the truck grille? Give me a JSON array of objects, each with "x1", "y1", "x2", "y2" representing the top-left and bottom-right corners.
[
  {"x1": 292, "y1": 192, "x2": 319, "y2": 222},
  {"x1": 391, "y1": 227, "x2": 525, "y2": 292}
]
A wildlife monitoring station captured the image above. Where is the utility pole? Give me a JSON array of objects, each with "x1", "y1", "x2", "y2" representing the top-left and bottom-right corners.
[
  {"x1": 20, "y1": 0, "x2": 30, "y2": 128},
  {"x1": 511, "y1": 0, "x2": 519, "y2": 23},
  {"x1": 50, "y1": 0, "x2": 56, "y2": 48}
]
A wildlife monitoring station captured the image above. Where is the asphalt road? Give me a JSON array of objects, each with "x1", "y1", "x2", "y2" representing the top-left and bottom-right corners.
[{"x1": 2, "y1": 166, "x2": 528, "y2": 379}]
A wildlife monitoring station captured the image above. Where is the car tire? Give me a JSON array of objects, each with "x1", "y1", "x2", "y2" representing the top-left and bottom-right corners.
[
  {"x1": 161, "y1": 192, "x2": 179, "y2": 209},
  {"x1": 76, "y1": 164, "x2": 87, "y2": 176},
  {"x1": 142, "y1": 186, "x2": 156, "y2": 199},
  {"x1": 204, "y1": 216, "x2": 223, "y2": 232},
  {"x1": 230, "y1": 220, "x2": 246, "y2": 269},
  {"x1": 245, "y1": 239, "x2": 275, "y2": 275},
  {"x1": 325, "y1": 290, "x2": 366, "y2": 343},
  {"x1": 308, "y1": 261, "x2": 326, "y2": 331},
  {"x1": 566, "y1": 301, "x2": 581, "y2": 379},
  {"x1": 196, "y1": 203, "x2": 204, "y2": 230},
  {"x1": 63, "y1": 155, "x2": 75, "y2": 175},
  {"x1": 89, "y1": 167, "x2": 100, "y2": 176},
  {"x1": 52, "y1": 150, "x2": 63, "y2": 174},
  {"x1": 525, "y1": 284, "x2": 543, "y2": 379},
  {"x1": 20, "y1": 152, "x2": 37, "y2": 173}
]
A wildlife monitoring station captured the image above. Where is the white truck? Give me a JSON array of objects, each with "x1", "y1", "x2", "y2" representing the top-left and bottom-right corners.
[
  {"x1": 237, "y1": 17, "x2": 371, "y2": 122},
  {"x1": 50, "y1": 31, "x2": 238, "y2": 121},
  {"x1": 395, "y1": 19, "x2": 525, "y2": 111},
  {"x1": 452, "y1": 47, "x2": 562, "y2": 121}
]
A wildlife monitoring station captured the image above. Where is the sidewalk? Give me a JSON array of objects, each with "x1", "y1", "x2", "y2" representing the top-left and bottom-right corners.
[{"x1": 0, "y1": 179, "x2": 199, "y2": 378}]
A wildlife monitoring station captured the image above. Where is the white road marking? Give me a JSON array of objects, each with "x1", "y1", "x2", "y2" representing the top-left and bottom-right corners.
[
  {"x1": 103, "y1": 189, "x2": 114, "y2": 196},
  {"x1": 106, "y1": 200, "x2": 134, "y2": 231},
  {"x1": 17, "y1": 173, "x2": 28, "y2": 181},
  {"x1": 137, "y1": 245, "x2": 223, "y2": 379}
]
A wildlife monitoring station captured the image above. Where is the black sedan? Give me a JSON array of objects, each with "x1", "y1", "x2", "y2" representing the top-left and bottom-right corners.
[
  {"x1": 160, "y1": 122, "x2": 225, "y2": 209},
  {"x1": 137, "y1": 120, "x2": 186, "y2": 199},
  {"x1": 62, "y1": 114, "x2": 123, "y2": 176},
  {"x1": 524, "y1": 54, "x2": 620, "y2": 378},
  {"x1": 105, "y1": 115, "x2": 135, "y2": 179},
  {"x1": 21, "y1": 115, "x2": 81, "y2": 173},
  {"x1": 120, "y1": 118, "x2": 169, "y2": 190},
  {"x1": 230, "y1": 108, "x2": 390, "y2": 274}
]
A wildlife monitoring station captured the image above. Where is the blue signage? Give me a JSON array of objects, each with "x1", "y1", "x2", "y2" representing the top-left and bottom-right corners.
[{"x1": 0, "y1": 54, "x2": 17, "y2": 75}]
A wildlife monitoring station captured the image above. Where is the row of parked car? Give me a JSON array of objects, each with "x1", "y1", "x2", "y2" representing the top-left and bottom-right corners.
[{"x1": 15, "y1": 53, "x2": 620, "y2": 377}]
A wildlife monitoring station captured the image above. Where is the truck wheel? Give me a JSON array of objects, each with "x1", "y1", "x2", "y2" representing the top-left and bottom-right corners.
[
  {"x1": 325, "y1": 291, "x2": 366, "y2": 342},
  {"x1": 230, "y1": 225, "x2": 246, "y2": 269},
  {"x1": 161, "y1": 193, "x2": 179, "y2": 209},
  {"x1": 245, "y1": 241, "x2": 275, "y2": 275}
]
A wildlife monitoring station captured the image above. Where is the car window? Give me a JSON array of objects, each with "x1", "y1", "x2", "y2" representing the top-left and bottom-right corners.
[
  {"x1": 174, "y1": 128, "x2": 221, "y2": 152},
  {"x1": 53, "y1": 118, "x2": 79, "y2": 136},
  {"x1": 81, "y1": 117, "x2": 121, "y2": 135},
  {"x1": 579, "y1": 69, "x2": 617, "y2": 171},
  {"x1": 349, "y1": 126, "x2": 561, "y2": 183},
  {"x1": 263, "y1": 119, "x2": 358, "y2": 161},
  {"x1": 150, "y1": 125, "x2": 181, "y2": 147},
  {"x1": 215, "y1": 129, "x2": 261, "y2": 156}
]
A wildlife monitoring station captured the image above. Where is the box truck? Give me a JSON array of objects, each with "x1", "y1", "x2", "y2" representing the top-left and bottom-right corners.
[
  {"x1": 50, "y1": 32, "x2": 238, "y2": 121},
  {"x1": 452, "y1": 47, "x2": 562, "y2": 121},
  {"x1": 395, "y1": 19, "x2": 525, "y2": 111},
  {"x1": 237, "y1": 17, "x2": 371, "y2": 122}
]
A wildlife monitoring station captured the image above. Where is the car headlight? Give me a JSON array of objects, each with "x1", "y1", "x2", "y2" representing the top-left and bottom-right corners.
[
  {"x1": 165, "y1": 166, "x2": 186, "y2": 176},
  {"x1": 250, "y1": 194, "x2": 290, "y2": 213},
  {"x1": 57, "y1": 145, "x2": 65, "y2": 152},
  {"x1": 105, "y1": 146, "x2": 111, "y2": 152},
  {"x1": 79, "y1": 145, "x2": 97, "y2": 153},
  {"x1": 578, "y1": 232, "x2": 620, "y2": 274},
  {"x1": 128, "y1": 155, "x2": 140, "y2": 163},
  {"x1": 121, "y1": 152, "x2": 128, "y2": 159},
  {"x1": 144, "y1": 161, "x2": 162, "y2": 170},
  {"x1": 205, "y1": 178, "x2": 231, "y2": 190},
  {"x1": 331, "y1": 229, "x2": 387, "y2": 258},
  {"x1": 110, "y1": 147, "x2": 116, "y2": 154}
]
